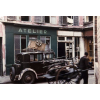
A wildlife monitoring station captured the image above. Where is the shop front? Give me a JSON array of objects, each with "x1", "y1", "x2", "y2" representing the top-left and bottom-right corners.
[
  {"x1": 5, "y1": 24, "x2": 57, "y2": 75},
  {"x1": 84, "y1": 30, "x2": 93, "y2": 66},
  {"x1": 57, "y1": 31, "x2": 85, "y2": 62}
]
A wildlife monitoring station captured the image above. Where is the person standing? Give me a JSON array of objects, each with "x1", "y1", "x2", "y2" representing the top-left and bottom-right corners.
[{"x1": 76, "y1": 52, "x2": 91, "y2": 84}]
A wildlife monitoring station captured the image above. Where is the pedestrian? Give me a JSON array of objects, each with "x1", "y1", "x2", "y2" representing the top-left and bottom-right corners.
[{"x1": 76, "y1": 52, "x2": 91, "y2": 84}]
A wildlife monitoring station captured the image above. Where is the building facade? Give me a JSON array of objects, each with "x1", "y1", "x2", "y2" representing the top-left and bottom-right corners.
[
  {"x1": 94, "y1": 16, "x2": 100, "y2": 84},
  {"x1": 0, "y1": 16, "x2": 93, "y2": 75}
]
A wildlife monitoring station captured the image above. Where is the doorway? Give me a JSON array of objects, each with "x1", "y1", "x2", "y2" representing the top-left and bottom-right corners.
[
  {"x1": 0, "y1": 37, "x2": 3, "y2": 76},
  {"x1": 58, "y1": 42, "x2": 65, "y2": 59}
]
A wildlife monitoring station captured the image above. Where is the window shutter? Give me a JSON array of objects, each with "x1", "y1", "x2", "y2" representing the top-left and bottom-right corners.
[
  {"x1": 34, "y1": 16, "x2": 44, "y2": 23},
  {"x1": 62, "y1": 16, "x2": 67, "y2": 25},
  {"x1": 59, "y1": 16, "x2": 62, "y2": 25},
  {"x1": 73, "y1": 16, "x2": 79, "y2": 26},
  {"x1": 59, "y1": 16, "x2": 67, "y2": 26},
  {"x1": 7, "y1": 16, "x2": 16, "y2": 21}
]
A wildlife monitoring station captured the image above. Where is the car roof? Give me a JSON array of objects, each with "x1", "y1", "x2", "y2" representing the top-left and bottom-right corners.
[{"x1": 17, "y1": 51, "x2": 55, "y2": 55}]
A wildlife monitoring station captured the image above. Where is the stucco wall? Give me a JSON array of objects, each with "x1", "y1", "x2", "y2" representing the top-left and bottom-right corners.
[{"x1": 0, "y1": 22, "x2": 6, "y2": 75}]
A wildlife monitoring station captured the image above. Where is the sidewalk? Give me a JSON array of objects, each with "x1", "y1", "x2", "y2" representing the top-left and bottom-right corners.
[
  {"x1": 0, "y1": 70, "x2": 94, "y2": 84},
  {"x1": 0, "y1": 76, "x2": 10, "y2": 84}
]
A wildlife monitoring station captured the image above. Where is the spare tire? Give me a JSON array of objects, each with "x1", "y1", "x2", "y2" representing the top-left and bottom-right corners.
[{"x1": 10, "y1": 67, "x2": 15, "y2": 82}]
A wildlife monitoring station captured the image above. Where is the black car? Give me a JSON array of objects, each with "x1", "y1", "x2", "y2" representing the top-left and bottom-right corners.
[{"x1": 10, "y1": 50, "x2": 65, "y2": 84}]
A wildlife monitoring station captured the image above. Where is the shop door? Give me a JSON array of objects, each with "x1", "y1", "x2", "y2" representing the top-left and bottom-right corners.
[
  {"x1": 66, "y1": 43, "x2": 73, "y2": 59},
  {"x1": 58, "y1": 42, "x2": 65, "y2": 59},
  {"x1": 0, "y1": 38, "x2": 2, "y2": 76}
]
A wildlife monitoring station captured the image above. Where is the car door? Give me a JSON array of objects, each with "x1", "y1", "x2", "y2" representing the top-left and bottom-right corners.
[
  {"x1": 30, "y1": 54, "x2": 45, "y2": 75},
  {"x1": 42, "y1": 53, "x2": 55, "y2": 73}
]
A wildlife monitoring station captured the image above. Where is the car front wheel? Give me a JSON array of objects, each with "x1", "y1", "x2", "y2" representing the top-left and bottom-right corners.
[
  {"x1": 21, "y1": 72, "x2": 35, "y2": 84},
  {"x1": 10, "y1": 67, "x2": 15, "y2": 82}
]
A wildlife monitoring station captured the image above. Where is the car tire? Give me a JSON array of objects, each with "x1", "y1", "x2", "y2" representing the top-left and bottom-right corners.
[
  {"x1": 21, "y1": 71, "x2": 35, "y2": 84},
  {"x1": 10, "y1": 67, "x2": 15, "y2": 82}
]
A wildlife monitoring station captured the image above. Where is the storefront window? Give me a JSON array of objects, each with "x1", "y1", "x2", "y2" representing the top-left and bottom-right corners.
[
  {"x1": 58, "y1": 36, "x2": 80, "y2": 60},
  {"x1": 58, "y1": 37, "x2": 64, "y2": 40},
  {"x1": 75, "y1": 37, "x2": 80, "y2": 59},
  {"x1": 14, "y1": 35, "x2": 27, "y2": 61},
  {"x1": 66, "y1": 37, "x2": 72, "y2": 41},
  {"x1": 21, "y1": 35, "x2": 26, "y2": 52},
  {"x1": 89, "y1": 38, "x2": 93, "y2": 57},
  {"x1": 66, "y1": 43, "x2": 73, "y2": 59},
  {"x1": 40, "y1": 36, "x2": 51, "y2": 51},
  {"x1": 29, "y1": 35, "x2": 37, "y2": 40}
]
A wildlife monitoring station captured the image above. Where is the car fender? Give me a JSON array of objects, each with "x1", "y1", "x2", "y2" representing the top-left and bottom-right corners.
[{"x1": 18, "y1": 68, "x2": 38, "y2": 80}]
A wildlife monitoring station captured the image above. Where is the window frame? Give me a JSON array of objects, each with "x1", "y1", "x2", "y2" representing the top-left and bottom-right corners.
[
  {"x1": 21, "y1": 16, "x2": 31, "y2": 22},
  {"x1": 40, "y1": 36, "x2": 51, "y2": 51},
  {"x1": 50, "y1": 16, "x2": 57, "y2": 24},
  {"x1": 45, "y1": 16, "x2": 57, "y2": 24},
  {"x1": 14, "y1": 35, "x2": 27, "y2": 61}
]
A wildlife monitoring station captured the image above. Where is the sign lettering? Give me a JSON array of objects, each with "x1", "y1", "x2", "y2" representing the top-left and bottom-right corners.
[
  {"x1": 23, "y1": 29, "x2": 27, "y2": 33},
  {"x1": 28, "y1": 29, "x2": 31, "y2": 33},
  {"x1": 18, "y1": 28, "x2": 22, "y2": 32},
  {"x1": 18, "y1": 28, "x2": 47, "y2": 34}
]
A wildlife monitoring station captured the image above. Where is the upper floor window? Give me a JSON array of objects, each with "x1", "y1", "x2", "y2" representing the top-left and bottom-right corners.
[
  {"x1": 67, "y1": 16, "x2": 73, "y2": 25},
  {"x1": 21, "y1": 16, "x2": 30, "y2": 21},
  {"x1": 51, "y1": 16, "x2": 56, "y2": 24},
  {"x1": 45, "y1": 16, "x2": 56, "y2": 24},
  {"x1": 7, "y1": 16, "x2": 16, "y2": 21},
  {"x1": 88, "y1": 16, "x2": 93, "y2": 22},
  {"x1": 45, "y1": 16, "x2": 50, "y2": 23},
  {"x1": 85, "y1": 16, "x2": 93, "y2": 22},
  {"x1": 68, "y1": 16, "x2": 73, "y2": 19},
  {"x1": 34, "y1": 16, "x2": 57, "y2": 24}
]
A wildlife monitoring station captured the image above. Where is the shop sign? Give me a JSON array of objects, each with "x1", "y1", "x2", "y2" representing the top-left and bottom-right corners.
[{"x1": 18, "y1": 28, "x2": 47, "y2": 34}]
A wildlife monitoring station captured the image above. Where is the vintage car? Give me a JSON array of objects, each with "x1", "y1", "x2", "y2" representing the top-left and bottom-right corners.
[{"x1": 9, "y1": 50, "x2": 66, "y2": 84}]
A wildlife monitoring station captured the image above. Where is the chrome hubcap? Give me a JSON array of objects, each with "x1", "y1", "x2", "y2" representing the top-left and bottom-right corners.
[{"x1": 25, "y1": 75, "x2": 32, "y2": 82}]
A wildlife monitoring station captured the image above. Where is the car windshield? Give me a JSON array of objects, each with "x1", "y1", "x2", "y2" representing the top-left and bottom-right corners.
[
  {"x1": 45, "y1": 53, "x2": 54, "y2": 60},
  {"x1": 30, "y1": 54, "x2": 43, "y2": 62}
]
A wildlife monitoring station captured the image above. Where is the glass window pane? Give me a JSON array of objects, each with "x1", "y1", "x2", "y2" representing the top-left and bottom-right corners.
[
  {"x1": 40, "y1": 36, "x2": 45, "y2": 43},
  {"x1": 29, "y1": 35, "x2": 37, "y2": 40},
  {"x1": 66, "y1": 43, "x2": 73, "y2": 59},
  {"x1": 40, "y1": 36, "x2": 51, "y2": 51},
  {"x1": 58, "y1": 37, "x2": 64, "y2": 40},
  {"x1": 30, "y1": 55, "x2": 34, "y2": 62},
  {"x1": 14, "y1": 35, "x2": 20, "y2": 60},
  {"x1": 89, "y1": 51, "x2": 93, "y2": 57},
  {"x1": 21, "y1": 35, "x2": 26, "y2": 52},
  {"x1": 45, "y1": 54, "x2": 54, "y2": 59},
  {"x1": 51, "y1": 16, "x2": 56, "y2": 24},
  {"x1": 75, "y1": 37, "x2": 80, "y2": 58},
  {"x1": 89, "y1": 45, "x2": 93, "y2": 50},
  {"x1": 67, "y1": 37, "x2": 72, "y2": 41},
  {"x1": 46, "y1": 37, "x2": 50, "y2": 51},
  {"x1": 38, "y1": 54, "x2": 43, "y2": 61}
]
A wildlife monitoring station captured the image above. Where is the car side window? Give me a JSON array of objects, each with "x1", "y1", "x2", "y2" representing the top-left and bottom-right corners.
[
  {"x1": 38, "y1": 54, "x2": 43, "y2": 61},
  {"x1": 30, "y1": 54, "x2": 43, "y2": 62},
  {"x1": 30, "y1": 55, "x2": 35, "y2": 62},
  {"x1": 45, "y1": 53, "x2": 54, "y2": 60}
]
